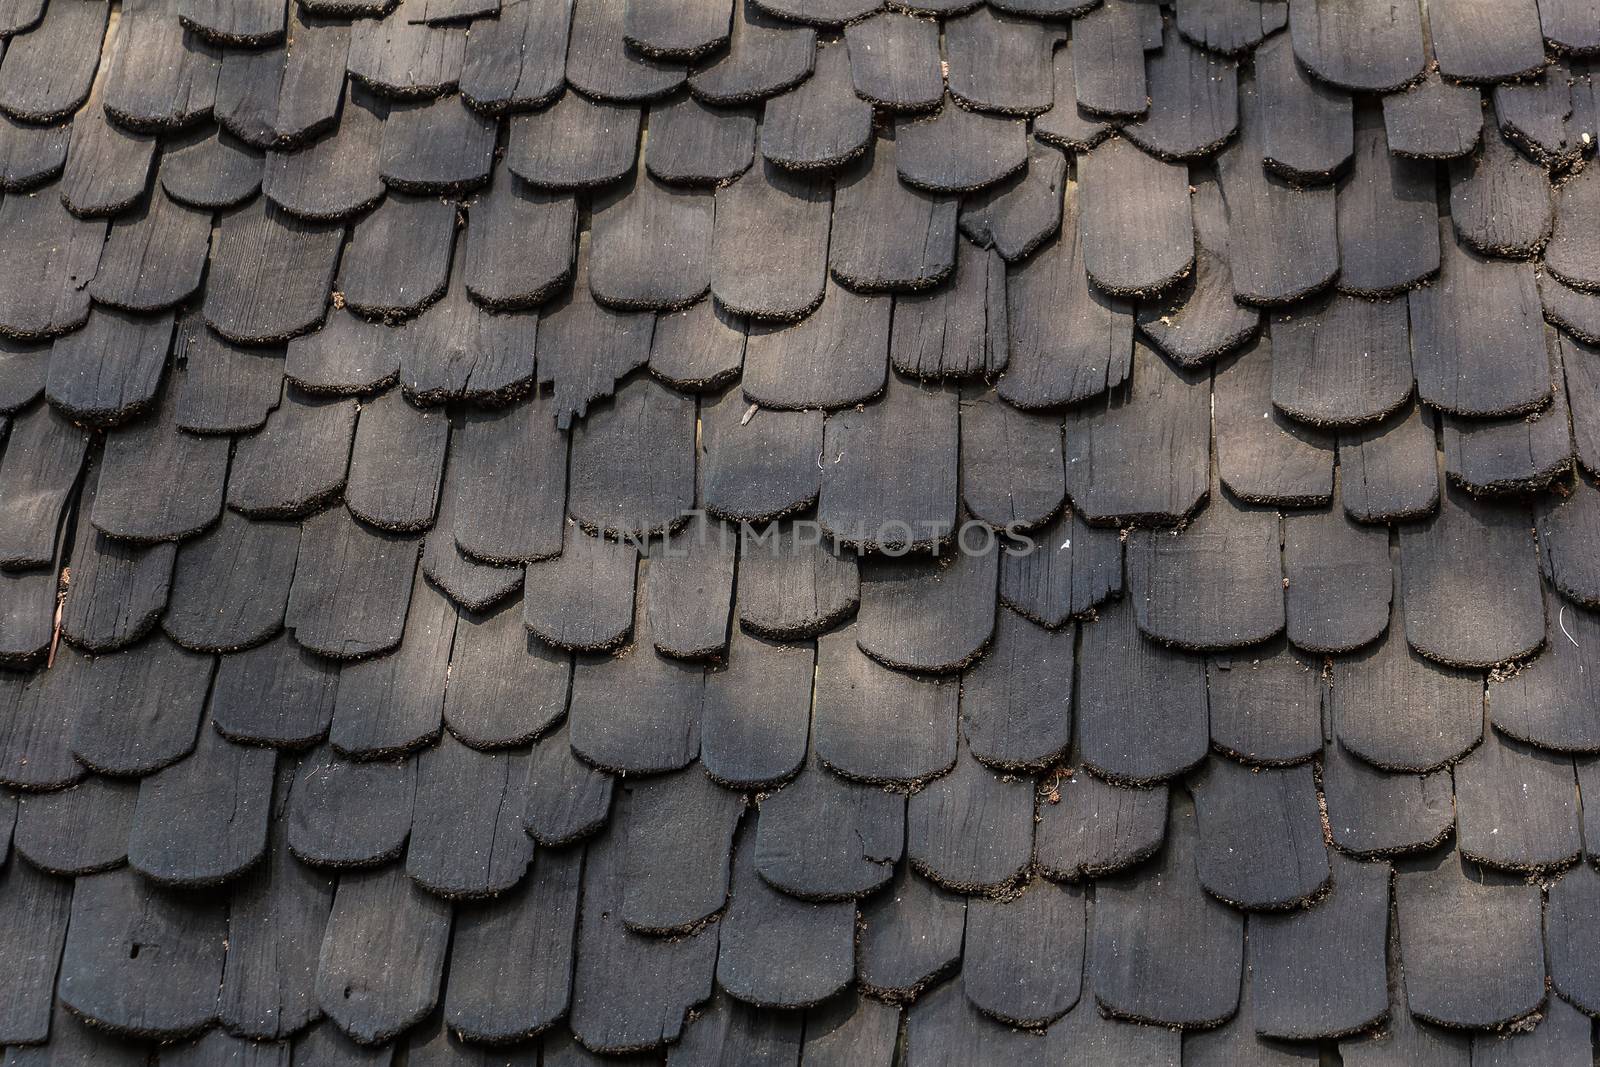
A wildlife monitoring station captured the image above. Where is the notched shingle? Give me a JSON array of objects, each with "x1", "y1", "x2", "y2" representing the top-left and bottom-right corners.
[
  {"x1": 1321, "y1": 739, "x2": 1455, "y2": 858},
  {"x1": 960, "y1": 142, "x2": 1066, "y2": 263},
  {"x1": 0, "y1": 190, "x2": 103, "y2": 341},
  {"x1": 753, "y1": 754, "x2": 904, "y2": 900},
  {"x1": 1382, "y1": 71, "x2": 1484, "y2": 160}
]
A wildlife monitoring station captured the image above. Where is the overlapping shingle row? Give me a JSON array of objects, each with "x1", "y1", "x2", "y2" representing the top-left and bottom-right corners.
[{"x1": 1, "y1": 0, "x2": 1600, "y2": 1063}]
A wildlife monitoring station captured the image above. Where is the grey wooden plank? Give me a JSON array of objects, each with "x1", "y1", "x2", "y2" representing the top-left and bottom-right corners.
[
  {"x1": 1213, "y1": 336, "x2": 1335, "y2": 506},
  {"x1": 816, "y1": 373, "x2": 958, "y2": 552},
  {"x1": 1270, "y1": 293, "x2": 1413, "y2": 428},
  {"x1": 57, "y1": 867, "x2": 226, "y2": 1038},
  {"x1": 1410, "y1": 221, "x2": 1551, "y2": 417},
  {"x1": 997, "y1": 176, "x2": 1134, "y2": 408},
  {"x1": 1282, "y1": 505, "x2": 1391, "y2": 653},
  {"x1": 1448, "y1": 126, "x2": 1553, "y2": 258},
  {"x1": 758, "y1": 39, "x2": 871, "y2": 171},
  {"x1": 1331, "y1": 584, "x2": 1483, "y2": 773},
  {"x1": 1288, "y1": 0, "x2": 1425, "y2": 92},
  {"x1": 1207, "y1": 640, "x2": 1322, "y2": 767},
  {"x1": 1398, "y1": 483, "x2": 1545, "y2": 668},
  {"x1": 830, "y1": 136, "x2": 957, "y2": 292},
  {"x1": 1382, "y1": 71, "x2": 1484, "y2": 160},
  {"x1": 752, "y1": 756, "x2": 901, "y2": 900},
  {"x1": 1061, "y1": 339, "x2": 1209, "y2": 527},
  {"x1": 314, "y1": 864, "x2": 451, "y2": 1045},
  {"x1": 1454, "y1": 725, "x2": 1581, "y2": 873},
  {"x1": 444, "y1": 848, "x2": 581, "y2": 1043},
  {"x1": 1395, "y1": 849, "x2": 1545, "y2": 1029},
  {"x1": 812, "y1": 623, "x2": 958, "y2": 786},
  {"x1": 687, "y1": 0, "x2": 815, "y2": 105},
  {"x1": 1077, "y1": 597, "x2": 1209, "y2": 784},
  {"x1": 1076, "y1": 135, "x2": 1194, "y2": 297},
  {"x1": 1088, "y1": 796, "x2": 1243, "y2": 1027}
]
